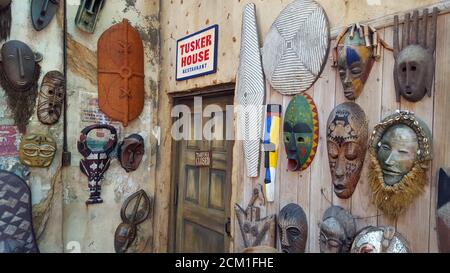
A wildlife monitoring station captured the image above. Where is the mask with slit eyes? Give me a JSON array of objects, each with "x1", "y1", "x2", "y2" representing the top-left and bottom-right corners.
[
  {"x1": 319, "y1": 206, "x2": 356, "y2": 253},
  {"x1": 283, "y1": 94, "x2": 319, "y2": 172},
  {"x1": 278, "y1": 203, "x2": 308, "y2": 253},
  {"x1": 327, "y1": 102, "x2": 368, "y2": 199},
  {"x1": 37, "y1": 71, "x2": 65, "y2": 125},
  {"x1": 19, "y1": 134, "x2": 57, "y2": 168},
  {"x1": 118, "y1": 134, "x2": 145, "y2": 173}
]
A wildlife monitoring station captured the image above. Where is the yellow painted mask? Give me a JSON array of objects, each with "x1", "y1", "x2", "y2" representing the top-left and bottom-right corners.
[{"x1": 19, "y1": 134, "x2": 57, "y2": 168}]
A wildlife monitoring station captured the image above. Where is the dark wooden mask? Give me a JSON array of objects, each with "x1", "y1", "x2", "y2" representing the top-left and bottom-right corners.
[
  {"x1": 114, "y1": 190, "x2": 151, "y2": 253},
  {"x1": 118, "y1": 134, "x2": 144, "y2": 173},
  {"x1": 0, "y1": 40, "x2": 42, "y2": 132},
  {"x1": 0, "y1": 0, "x2": 11, "y2": 41},
  {"x1": 278, "y1": 203, "x2": 308, "y2": 253},
  {"x1": 319, "y1": 206, "x2": 356, "y2": 253},
  {"x1": 0, "y1": 170, "x2": 39, "y2": 253},
  {"x1": 37, "y1": 71, "x2": 65, "y2": 125},
  {"x1": 31, "y1": 0, "x2": 60, "y2": 31},
  {"x1": 98, "y1": 19, "x2": 145, "y2": 127},
  {"x1": 327, "y1": 102, "x2": 368, "y2": 199},
  {"x1": 393, "y1": 8, "x2": 438, "y2": 102},
  {"x1": 437, "y1": 168, "x2": 450, "y2": 253},
  {"x1": 75, "y1": 0, "x2": 105, "y2": 33},
  {"x1": 19, "y1": 134, "x2": 57, "y2": 168}
]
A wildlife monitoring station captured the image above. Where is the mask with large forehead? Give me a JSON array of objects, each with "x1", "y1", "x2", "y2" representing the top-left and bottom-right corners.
[
  {"x1": 19, "y1": 134, "x2": 57, "y2": 168},
  {"x1": 337, "y1": 27, "x2": 374, "y2": 100},
  {"x1": 98, "y1": 19, "x2": 145, "y2": 127},
  {"x1": 319, "y1": 206, "x2": 356, "y2": 253},
  {"x1": 118, "y1": 134, "x2": 145, "y2": 173},
  {"x1": 0, "y1": 40, "x2": 42, "y2": 132},
  {"x1": 327, "y1": 102, "x2": 368, "y2": 199},
  {"x1": 351, "y1": 226, "x2": 410, "y2": 253},
  {"x1": 393, "y1": 8, "x2": 438, "y2": 102},
  {"x1": 283, "y1": 94, "x2": 319, "y2": 172},
  {"x1": 369, "y1": 111, "x2": 432, "y2": 218},
  {"x1": 278, "y1": 203, "x2": 308, "y2": 253},
  {"x1": 37, "y1": 71, "x2": 65, "y2": 125}
]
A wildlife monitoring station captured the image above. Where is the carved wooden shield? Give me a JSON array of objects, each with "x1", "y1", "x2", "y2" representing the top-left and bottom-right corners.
[
  {"x1": 0, "y1": 170, "x2": 39, "y2": 253},
  {"x1": 262, "y1": 0, "x2": 330, "y2": 95},
  {"x1": 98, "y1": 19, "x2": 145, "y2": 127}
]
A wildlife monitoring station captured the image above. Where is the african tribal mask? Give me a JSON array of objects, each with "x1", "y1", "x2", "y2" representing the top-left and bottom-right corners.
[
  {"x1": 37, "y1": 71, "x2": 65, "y2": 125},
  {"x1": 115, "y1": 190, "x2": 151, "y2": 253},
  {"x1": 333, "y1": 24, "x2": 391, "y2": 100},
  {"x1": 75, "y1": 0, "x2": 105, "y2": 33},
  {"x1": 98, "y1": 19, "x2": 145, "y2": 127},
  {"x1": 284, "y1": 94, "x2": 319, "y2": 172},
  {"x1": 0, "y1": 40, "x2": 42, "y2": 133},
  {"x1": 327, "y1": 102, "x2": 368, "y2": 199},
  {"x1": 351, "y1": 226, "x2": 410, "y2": 253},
  {"x1": 369, "y1": 110, "x2": 432, "y2": 219},
  {"x1": 78, "y1": 124, "x2": 118, "y2": 205},
  {"x1": 319, "y1": 206, "x2": 356, "y2": 253},
  {"x1": 19, "y1": 134, "x2": 57, "y2": 168},
  {"x1": 437, "y1": 168, "x2": 450, "y2": 253},
  {"x1": 0, "y1": 0, "x2": 11, "y2": 41},
  {"x1": 262, "y1": 0, "x2": 330, "y2": 95},
  {"x1": 0, "y1": 170, "x2": 39, "y2": 253},
  {"x1": 393, "y1": 8, "x2": 438, "y2": 102},
  {"x1": 118, "y1": 134, "x2": 144, "y2": 173},
  {"x1": 235, "y1": 187, "x2": 276, "y2": 249},
  {"x1": 278, "y1": 203, "x2": 307, "y2": 253},
  {"x1": 31, "y1": 0, "x2": 60, "y2": 31}
]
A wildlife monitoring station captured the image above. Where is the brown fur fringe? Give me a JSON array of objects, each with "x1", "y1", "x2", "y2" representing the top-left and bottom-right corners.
[{"x1": 368, "y1": 147, "x2": 430, "y2": 219}]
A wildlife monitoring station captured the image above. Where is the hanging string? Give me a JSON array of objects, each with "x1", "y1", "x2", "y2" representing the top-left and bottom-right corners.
[{"x1": 320, "y1": 188, "x2": 382, "y2": 220}]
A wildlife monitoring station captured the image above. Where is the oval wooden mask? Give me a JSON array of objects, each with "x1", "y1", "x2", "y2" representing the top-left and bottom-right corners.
[
  {"x1": 98, "y1": 19, "x2": 145, "y2": 127},
  {"x1": 37, "y1": 71, "x2": 65, "y2": 125},
  {"x1": 19, "y1": 134, "x2": 57, "y2": 168},
  {"x1": 31, "y1": 0, "x2": 60, "y2": 31}
]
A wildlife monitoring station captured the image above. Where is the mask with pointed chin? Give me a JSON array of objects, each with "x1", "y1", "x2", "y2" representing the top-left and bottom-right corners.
[{"x1": 118, "y1": 134, "x2": 145, "y2": 173}]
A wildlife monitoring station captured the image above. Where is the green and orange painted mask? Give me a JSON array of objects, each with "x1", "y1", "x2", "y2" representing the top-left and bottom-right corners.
[{"x1": 283, "y1": 94, "x2": 319, "y2": 172}]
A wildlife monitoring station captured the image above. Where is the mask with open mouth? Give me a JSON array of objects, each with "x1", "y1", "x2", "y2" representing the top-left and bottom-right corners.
[
  {"x1": 283, "y1": 94, "x2": 319, "y2": 172},
  {"x1": 327, "y1": 102, "x2": 368, "y2": 199}
]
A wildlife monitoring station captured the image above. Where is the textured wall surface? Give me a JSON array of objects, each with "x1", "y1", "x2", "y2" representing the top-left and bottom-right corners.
[{"x1": 156, "y1": 0, "x2": 447, "y2": 253}]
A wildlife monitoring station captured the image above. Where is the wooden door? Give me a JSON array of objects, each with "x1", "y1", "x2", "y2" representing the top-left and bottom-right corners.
[{"x1": 173, "y1": 94, "x2": 234, "y2": 253}]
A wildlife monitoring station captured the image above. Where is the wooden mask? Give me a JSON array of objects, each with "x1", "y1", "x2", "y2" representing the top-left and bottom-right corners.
[
  {"x1": 114, "y1": 190, "x2": 151, "y2": 253},
  {"x1": 0, "y1": 170, "x2": 39, "y2": 253},
  {"x1": 283, "y1": 94, "x2": 319, "y2": 172},
  {"x1": 327, "y1": 102, "x2": 368, "y2": 199},
  {"x1": 368, "y1": 111, "x2": 432, "y2": 219},
  {"x1": 0, "y1": 0, "x2": 11, "y2": 41},
  {"x1": 118, "y1": 134, "x2": 144, "y2": 173},
  {"x1": 393, "y1": 8, "x2": 438, "y2": 102},
  {"x1": 235, "y1": 186, "x2": 276, "y2": 249},
  {"x1": 98, "y1": 19, "x2": 145, "y2": 127},
  {"x1": 78, "y1": 124, "x2": 118, "y2": 205},
  {"x1": 319, "y1": 206, "x2": 356, "y2": 253},
  {"x1": 31, "y1": 0, "x2": 60, "y2": 31},
  {"x1": 437, "y1": 168, "x2": 450, "y2": 253},
  {"x1": 351, "y1": 226, "x2": 410, "y2": 253},
  {"x1": 37, "y1": 71, "x2": 65, "y2": 125},
  {"x1": 75, "y1": 0, "x2": 105, "y2": 33},
  {"x1": 0, "y1": 40, "x2": 42, "y2": 132},
  {"x1": 19, "y1": 134, "x2": 57, "y2": 168},
  {"x1": 278, "y1": 203, "x2": 308, "y2": 253}
]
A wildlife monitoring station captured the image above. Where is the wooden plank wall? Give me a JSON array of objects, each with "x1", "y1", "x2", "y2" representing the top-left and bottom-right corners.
[{"x1": 233, "y1": 12, "x2": 450, "y2": 253}]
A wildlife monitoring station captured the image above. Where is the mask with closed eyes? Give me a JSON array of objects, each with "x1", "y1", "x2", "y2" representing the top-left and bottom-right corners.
[
  {"x1": 283, "y1": 94, "x2": 319, "y2": 172},
  {"x1": 37, "y1": 71, "x2": 65, "y2": 125},
  {"x1": 369, "y1": 110, "x2": 432, "y2": 219},
  {"x1": 319, "y1": 206, "x2": 356, "y2": 253},
  {"x1": 19, "y1": 134, "x2": 57, "y2": 168},
  {"x1": 0, "y1": 40, "x2": 42, "y2": 132},
  {"x1": 278, "y1": 203, "x2": 308, "y2": 253},
  {"x1": 118, "y1": 134, "x2": 144, "y2": 173},
  {"x1": 327, "y1": 102, "x2": 368, "y2": 199}
]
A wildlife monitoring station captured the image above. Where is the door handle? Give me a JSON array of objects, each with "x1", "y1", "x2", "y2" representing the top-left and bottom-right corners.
[{"x1": 225, "y1": 217, "x2": 231, "y2": 236}]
